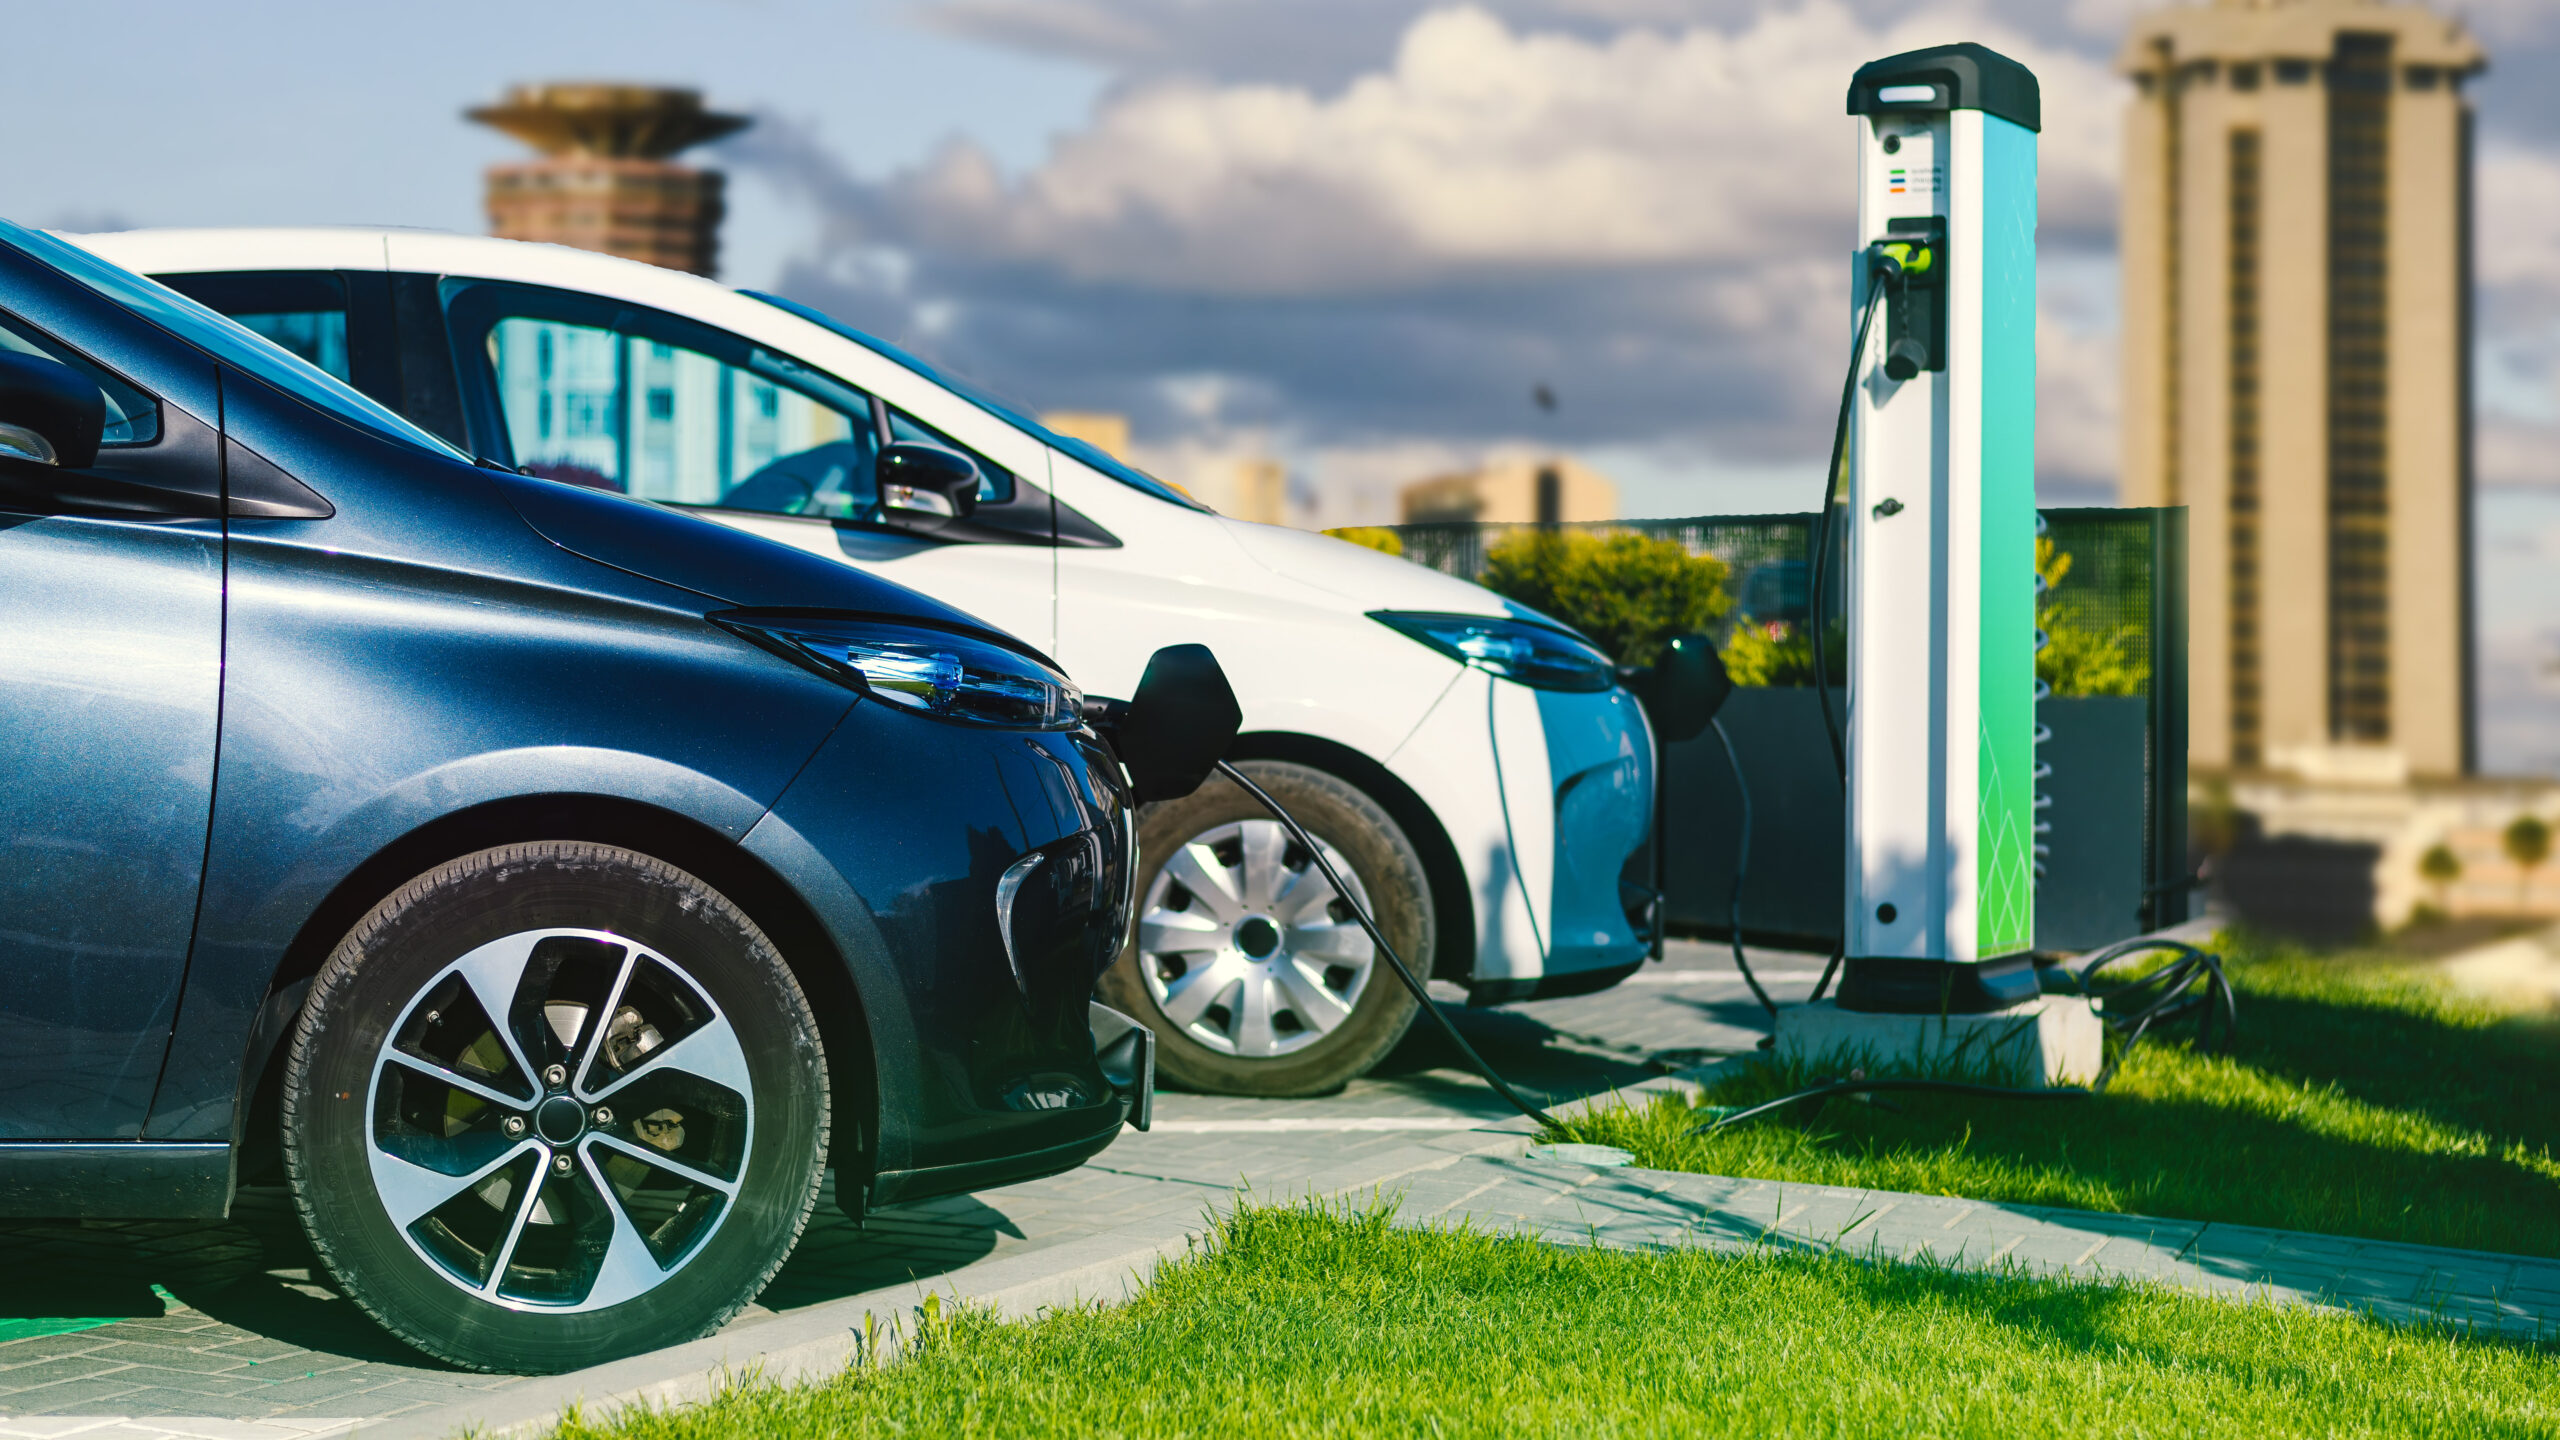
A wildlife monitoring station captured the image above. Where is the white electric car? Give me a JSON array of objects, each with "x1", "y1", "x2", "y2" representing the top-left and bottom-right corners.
[{"x1": 76, "y1": 228, "x2": 1658, "y2": 1095}]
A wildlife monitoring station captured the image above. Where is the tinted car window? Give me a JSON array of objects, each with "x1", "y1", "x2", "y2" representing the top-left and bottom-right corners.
[
  {"x1": 490, "y1": 316, "x2": 872, "y2": 511},
  {"x1": 19, "y1": 223, "x2": 464, "y2": 461},
  {"x1": 0, "y1": 313, "x2": 159, "y2": 447},
  {"x1": 159, "y1": 271, "x2": 353, "y2": 382},
  {"x1": 466, "y1": 291, "x2": 1014, "y2": 520}
]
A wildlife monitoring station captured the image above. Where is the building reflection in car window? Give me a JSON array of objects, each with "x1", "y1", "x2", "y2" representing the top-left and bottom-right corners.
[
  {"x1": 487, "y1": 315, "x2": 1014, "y2": 520},
  {"x1": 489, "y1": 317, "x2": 868, "y2": 513}
]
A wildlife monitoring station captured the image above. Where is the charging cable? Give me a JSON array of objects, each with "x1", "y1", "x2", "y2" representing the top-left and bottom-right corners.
[
  {"x1": 1215, "y1": 759, "x2": 1561, "y2": 1130},
  {"x1": 1709, "y1": 718, "x2": 1777, "y2": 1018},
  {"x1": 1808, "y1": 246, "x2": 1901, "y2": 783}
]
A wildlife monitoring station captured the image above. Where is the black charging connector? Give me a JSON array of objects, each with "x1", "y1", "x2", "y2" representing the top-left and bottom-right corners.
[{"x1": 1876, "y1": 217, "x2": 1946, "y2": 381}]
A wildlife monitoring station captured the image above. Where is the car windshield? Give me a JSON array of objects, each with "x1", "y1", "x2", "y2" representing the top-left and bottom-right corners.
[
  {"x1": 742, "y1": 291, "x2": 1212, "y2": 514},
  {"x1": 13, "y1": 221, "x2": 469, "y2": 463}
]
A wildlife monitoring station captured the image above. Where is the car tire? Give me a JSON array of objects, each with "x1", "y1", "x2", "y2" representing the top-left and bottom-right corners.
[
  {"x1": 281, "y1": 842, "x2": 829, "y2": 1374},
  {"x1": 1098, "y1": 762, "x2": 1429, "y2": 1096}
]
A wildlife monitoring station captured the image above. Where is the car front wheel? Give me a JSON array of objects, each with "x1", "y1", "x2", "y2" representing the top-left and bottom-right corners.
[
  {"x1": 282, "y1": 842, "x2": 830, "y2": 1373},
  {"x1": 1098, "y1": 762, "x2": 1430, "y2": 1096}
]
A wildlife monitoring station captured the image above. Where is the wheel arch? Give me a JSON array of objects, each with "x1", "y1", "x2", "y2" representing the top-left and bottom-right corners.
[
  {"x1": 232, "y1": 793, "x2": 877, "y2": 1191},
  {"x1": 1225, "y1": 732, "x2": 1476, "y2": 982}
]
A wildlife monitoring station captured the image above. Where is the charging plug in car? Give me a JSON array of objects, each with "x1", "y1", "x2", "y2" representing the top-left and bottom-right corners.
[
  {"x1": 1617, "y1": 632, "x2": 1733, "y2": 746},
  {"x1": 1081, "y1": 643, "x2": 1244, "y2": 803},
  {"x1": 1617, "y1": 633, "x2": 1735, "y2": 956},
  {"x1": 1085, "y1": 644, "x2": 1563, "y2": 1130}
]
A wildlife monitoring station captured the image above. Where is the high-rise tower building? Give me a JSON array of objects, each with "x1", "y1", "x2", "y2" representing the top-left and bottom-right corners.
[
  {"x1": 468, "y1": 84, "x2": 749, "y2": 277},
  {"x1": 2118, "y1": 0, "x2": 2482, "y2": 780}
]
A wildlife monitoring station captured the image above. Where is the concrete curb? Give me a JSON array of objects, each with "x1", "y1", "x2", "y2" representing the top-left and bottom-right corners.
[{"x1": 349, "y1": 1064, "x2": 1730, "y2": 1439}]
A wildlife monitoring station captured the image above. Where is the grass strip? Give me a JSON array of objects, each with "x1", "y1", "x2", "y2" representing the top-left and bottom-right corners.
[
  {"x1": 1557, "y1": 934, "x2": 2560, "y2": 1257},
  {"x1": 551, "y1": 1200, "x2": 2555, "y2": 1440}
]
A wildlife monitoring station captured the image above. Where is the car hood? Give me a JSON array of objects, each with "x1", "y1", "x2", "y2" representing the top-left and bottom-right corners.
[
  {"x1": 495, "y1": 472, "x2": 1016, "y2": 642},
  {"x1": 1218, "y1": 520, "x2": 1520, "y2": 616}
]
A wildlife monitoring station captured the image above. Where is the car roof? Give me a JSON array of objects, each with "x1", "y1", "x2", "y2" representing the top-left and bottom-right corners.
[{"x1": 67, "y1": 227, "x2": 1056, "y2": 483}]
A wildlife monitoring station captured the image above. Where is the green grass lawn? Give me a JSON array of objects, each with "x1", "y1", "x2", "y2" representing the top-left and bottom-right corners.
[
  {"x1": 554, "y1": 1202, "x2": 2555, "y2": 1440},
  {"x1": 1556, "y1": 933, "x2": 2560, "y2": 1257}
]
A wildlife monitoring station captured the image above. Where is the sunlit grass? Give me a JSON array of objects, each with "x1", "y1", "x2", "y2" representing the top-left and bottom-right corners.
[
  {"x1": 551, "y1": 1200, "x2": 2558, "y2": 1440},
  {"x1": 1555, "y1": 935, "x2": 2560, "y2": 1256}
]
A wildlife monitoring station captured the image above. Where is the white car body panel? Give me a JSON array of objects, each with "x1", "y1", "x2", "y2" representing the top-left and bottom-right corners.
[{"x1": 76, "y1": 226, "x2": 1654, "y2": 991}]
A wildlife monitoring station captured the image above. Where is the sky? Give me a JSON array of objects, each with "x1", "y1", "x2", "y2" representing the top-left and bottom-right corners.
[{"x1": 12, "y1": 0, "x2": 2560, "y2": 768}]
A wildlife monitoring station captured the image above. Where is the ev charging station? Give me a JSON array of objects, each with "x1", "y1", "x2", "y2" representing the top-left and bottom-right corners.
[
  {"x1": 1771, "y1": 43, "x2": 2107, "y2": 1081},
  {"x1": 1833, "y1": 44, "x2": 2045, "y2": 1016}
]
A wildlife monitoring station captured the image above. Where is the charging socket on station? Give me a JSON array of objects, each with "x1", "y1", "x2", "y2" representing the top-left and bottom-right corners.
[{"x1": 1878, "y1": 218, "x2": 1945, "y2": 381}]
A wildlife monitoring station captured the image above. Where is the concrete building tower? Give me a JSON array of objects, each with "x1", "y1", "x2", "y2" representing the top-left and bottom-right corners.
[
  {"x1": 2118, "y1": 0, "x2": 2482, "y2": 781},
  {"x1": 468, "y1": 84, "x2": 749, "y2": 277}
]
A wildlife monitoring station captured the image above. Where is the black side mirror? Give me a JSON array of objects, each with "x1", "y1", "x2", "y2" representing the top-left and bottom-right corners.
[
  {"x1": 0, "y1": 352, "x2": 105, "y2": 470},
  {"x1": 1085, "y1": 644, "x2": 1243, "y2": 803},
  {"x1": 877, "y1": 441, "x2": 979, "y2": 532},
  {"x1": 1622, "y1": 633, "x2": 1732, "y2": 745}
]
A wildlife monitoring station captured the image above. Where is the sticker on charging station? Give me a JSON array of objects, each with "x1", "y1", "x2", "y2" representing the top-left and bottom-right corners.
[{"x1": 1887, "y1": 165, "x2": 1945, "y2": 198}]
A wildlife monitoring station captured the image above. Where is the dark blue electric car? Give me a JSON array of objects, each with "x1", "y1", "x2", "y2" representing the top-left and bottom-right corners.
[{"x1": 0, "y1": 218, "x2": 1157, "y2": 1373}]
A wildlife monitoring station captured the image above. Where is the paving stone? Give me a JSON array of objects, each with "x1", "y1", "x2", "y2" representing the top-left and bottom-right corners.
[
  {"x1": 0, "y1": 1338, "x2": 126, "y2": 1369},
  {"x1": 69, "y1": 1347, "x2": 262, "y2": 1379},
  {"x1": 0, "y1": 1360, "x2": 152, "y2": 1395},
  {"x1": 0, "y1": 1378, "x2": 159, "y2": 1413}
]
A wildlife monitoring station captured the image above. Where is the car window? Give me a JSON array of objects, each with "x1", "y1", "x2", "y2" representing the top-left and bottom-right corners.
[
  {"x1": 744, "y1": 289, "x2": 1212, "y2": 514},
  {"x1": 0, "y1": 313, "x2": 160, "y2": 449},
  {"x1": 18, "y1": 222, "x2": 465, "y2": 461},
  {"x1": 475, "y1": 299, "x2": 1014, "y2": 520},
  {"x1": 157, "y1": 271, "x2": 352, "y2": 383},
  {"x1": 489, "y1": 316, "x2": 877, "y2": 514}
]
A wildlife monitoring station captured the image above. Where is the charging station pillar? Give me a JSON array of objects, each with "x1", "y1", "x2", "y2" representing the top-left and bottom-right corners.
[{"x1": 1838, "y1": 45, "x2": 2042, "y2": 1013}]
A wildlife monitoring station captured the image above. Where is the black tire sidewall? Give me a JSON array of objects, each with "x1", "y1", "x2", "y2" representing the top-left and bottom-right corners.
[
  {"x1": 283, "y1": 842, "x2": 829, "y2": 1373},
  {"x1": 1098, "y1": 762, "x2": 1429, "y2": 1096}
]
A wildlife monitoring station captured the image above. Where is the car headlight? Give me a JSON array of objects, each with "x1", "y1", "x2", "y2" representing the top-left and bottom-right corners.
[
  {"x1": 717, "y1": 615, "x2": 1084, "y2": 729},
  {"x1": 1370, "y1": 611, "x2": 1615, "y2": 693}
]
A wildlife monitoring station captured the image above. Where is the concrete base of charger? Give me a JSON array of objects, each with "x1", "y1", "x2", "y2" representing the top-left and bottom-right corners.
[{"x1": 1774, "y1": 995, "x2": 2104, "y2": 1088}]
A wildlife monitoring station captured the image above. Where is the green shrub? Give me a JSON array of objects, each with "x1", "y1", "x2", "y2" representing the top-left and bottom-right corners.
[
  {"x1": 2037, "y1": 537, "x2": 2149, "y2": 698},
  {"x1": 1478, "y1": 529, "x2": 1729, "y2": 667},
  {"x1": 1323, "y1": 526, "x2": 1404, "y2": 557},
  {"x1": 1719, "y1": 614, "x2": 1843, "y2": 687}
]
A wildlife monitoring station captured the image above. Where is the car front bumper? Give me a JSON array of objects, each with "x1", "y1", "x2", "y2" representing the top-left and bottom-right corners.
[{"x1": 1385, "y1": 670, "x2": 1656, "y2": 998}]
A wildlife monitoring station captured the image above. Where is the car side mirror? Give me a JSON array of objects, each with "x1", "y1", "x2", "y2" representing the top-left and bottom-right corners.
[
  {"x1": 876, "y1": 441, "x2": 979, "y2": 532},
  {"x1": 0, "y1": 352, "x2": 105, "y2": 470},
  {"x1": 1621, "y1": 633, "x2": 1731, "y2": 746},
  {"x1": 1082, "y1": 644, "x2": 1244, "y2": 803}
]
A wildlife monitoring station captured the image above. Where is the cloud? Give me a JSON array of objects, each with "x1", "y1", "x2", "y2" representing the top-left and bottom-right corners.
[{"x1": 747, "y1": 2, "x2": 2124, "y2": 497}]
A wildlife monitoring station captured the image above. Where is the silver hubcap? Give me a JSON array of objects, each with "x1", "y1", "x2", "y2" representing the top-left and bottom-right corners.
[
  {"x1": 363, "y1": 928, "x2": 753, "y2": 1313},
  {"x1": 1136, "y1": 820, "x2": 1376, "y2": 1058}
]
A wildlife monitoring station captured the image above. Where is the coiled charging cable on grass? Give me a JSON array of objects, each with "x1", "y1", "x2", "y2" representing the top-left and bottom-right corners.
[
  {"x1": 1688, "y1": 935, "x2": 2239, "y2": 1135},
  {"x1": 1216, "y1": 759, "x2": 1561, "y2": 1131}
]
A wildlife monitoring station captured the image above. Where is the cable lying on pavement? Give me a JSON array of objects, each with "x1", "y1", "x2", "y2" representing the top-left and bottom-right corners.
[
  {"x1": 1689, "y1": 935, "x2": 2237, "y2": 1135},
  {"x1": 1216, "y1": 759, "x2": 1561, "y2": 1132}
]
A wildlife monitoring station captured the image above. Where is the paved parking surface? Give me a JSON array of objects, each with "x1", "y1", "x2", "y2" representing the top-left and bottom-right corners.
[{"x1": 0, "y1": 942, "x2": 1816, "y2": 1436}]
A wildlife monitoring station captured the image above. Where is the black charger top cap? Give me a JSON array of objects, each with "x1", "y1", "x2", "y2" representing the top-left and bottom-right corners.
[{"x1": 1848, "y1": 42, "x2": 2040, "y2": 134}]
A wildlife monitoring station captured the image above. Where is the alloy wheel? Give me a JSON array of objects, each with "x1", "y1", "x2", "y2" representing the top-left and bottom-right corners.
[{"x1": 364, "y1": 927, "x2": 752, "y2": 1313}]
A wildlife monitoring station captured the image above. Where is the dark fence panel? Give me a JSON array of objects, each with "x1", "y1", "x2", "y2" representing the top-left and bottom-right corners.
[
  {"x1": 1384, "y1": 506, "x2": 2190, "y2": 956},
  {"x1": 1662, "y1": 687, "x2": 1844, "y2": 944},
  {"x1": 2037, "y1": 697, "x2": 2151, "y2": 950}
]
